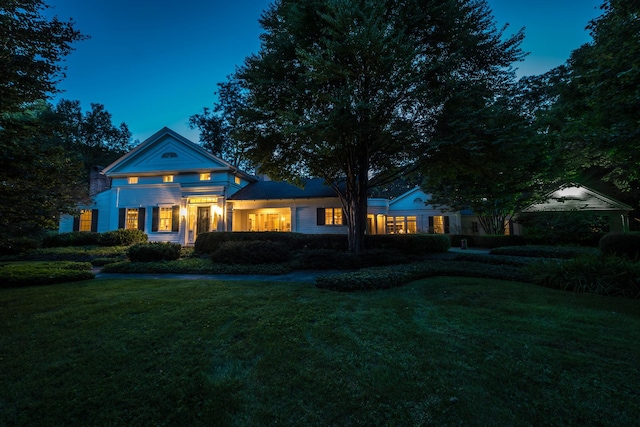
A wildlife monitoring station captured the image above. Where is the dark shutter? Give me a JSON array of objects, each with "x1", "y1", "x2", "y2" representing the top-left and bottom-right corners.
[
  {"x1": 444, "y1": 216, "x2": 450, "y2": 234},
  {"x1": 428, "y1": 216, "x2": 434, "y2": 233},
  {"x1": 172, "y1": 206, "x2": 180, "y2": 232},
  {"x1": 138, "y1": 208, "x2": 146, "y2": 231},
  {"x1": 118, "y1": 208, "x2": 126, "y2": 229},
  {"x1": 317, "y1": 208, "x2": 326, "y2": 225},
  {"x1": 341, "y1": 208, "x2": 347, "y2": 225},
  {"x1": 72, "y1": 215, "x2": 80, "y2": 232},
  {"x1": 152, "y1": 207, "x2": 159, "y2": 232},
  {"x1": 91, "y1": 209, "x2": 99, "y2": 232}
]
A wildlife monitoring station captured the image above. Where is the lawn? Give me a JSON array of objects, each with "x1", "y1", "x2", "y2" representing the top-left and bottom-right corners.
[{"x1": 1, "y1": 276, "x2": 639, "y2": 426}]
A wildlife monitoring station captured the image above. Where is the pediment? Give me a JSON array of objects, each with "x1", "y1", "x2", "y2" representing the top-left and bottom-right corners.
[
  {"x1": 103, "y1": 127, "x2": 232, "y2": 176},
  {"x1": 523, "y1": 184, "x2": 632, "y2": 212}
]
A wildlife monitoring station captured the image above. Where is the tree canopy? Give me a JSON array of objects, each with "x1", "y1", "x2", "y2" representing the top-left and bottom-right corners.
[{"x1": 231, "y1": 0, "x2": 524, "y2": 251}]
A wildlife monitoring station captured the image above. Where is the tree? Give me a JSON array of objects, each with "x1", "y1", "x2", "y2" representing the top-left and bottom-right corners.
[
  {"x1": 54, "y1": 100, "x2": 133, "y2": 170},
  {"x1": 233, "y1": 0, "x2": 524, "y2": 252},
  {"x1": 0, "y1": 0, "x2": 86, "y2": 117},
  {"x1": 190, "y1": 79, "x2": 254, "y2": 171},
  {"x1": 0, "y1": 102, "x2": 87, "y2": 238},
  {"x1": 534, "y1": 0, "x2": 640, "y2": 193}
]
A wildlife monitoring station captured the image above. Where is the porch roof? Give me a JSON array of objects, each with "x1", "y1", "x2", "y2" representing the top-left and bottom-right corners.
[{"x1": 228, "y1": 178, "x2": 340, "y2": 200}]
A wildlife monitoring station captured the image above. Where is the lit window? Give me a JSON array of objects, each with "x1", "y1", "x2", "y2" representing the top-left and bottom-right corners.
[
  {"x1": 325, "y1": 208, "x2": 343, "y2": 225},
  {"x1": 163, "y1": 175, "x2": 174, "y2": 183},
  {"x1": 126, "y1": 208, "x2": 139, "y2": 230},
  {"x1": 234, "y1": 176, "x2": 241, "y2": 185},
  {"x1": 386, "y1": 216, "x2": 417, "y2": 234},
  {"x1": 128, "y1": 176, "x2": 138, "y2": 184},
  {"x1": 199, "y1": 173, "x2": 211, "y2": 181},
  {"x1": 159, "y1": 207, "x2": 172, "y2": 231},
  {"x1": 432, "y1": 216, "x2": 445, "y2": 234},
  {"x1": 79, "y1": 210, "x2": 92, "y2": 232}
]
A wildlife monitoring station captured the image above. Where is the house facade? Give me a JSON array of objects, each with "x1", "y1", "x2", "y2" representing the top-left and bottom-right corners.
[{"x1": 59, "y1": 128, "x2": 631, "y2": 243}]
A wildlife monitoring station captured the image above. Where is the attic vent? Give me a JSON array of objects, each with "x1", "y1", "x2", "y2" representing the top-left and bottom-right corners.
[
  {"x1": 161, "y1": 152, "x2": 178, "y2": 158},
  {"x1": 413, "y1": 197, "x2": 424, "y2": 203}
]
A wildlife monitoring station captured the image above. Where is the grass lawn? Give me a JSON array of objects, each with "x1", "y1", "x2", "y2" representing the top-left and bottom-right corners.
[{"x1": 1, "y1": 276, "x2": 639, "y2": 426}]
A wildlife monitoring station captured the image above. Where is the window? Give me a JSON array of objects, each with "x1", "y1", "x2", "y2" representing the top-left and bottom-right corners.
[
  {"x1": 199, "y1": 173, "x2": 211, "y2": 181},
  {"x1": 126, "y1": 208, "x2": 139, "y2": 230},
  {"x1": 161, "y1": 152, "x2": 177, "y2": 158},
  {"x1": 163, "y1": 175, "x2": 174, "y2": 183},
  {"x1": 234, "y1": 176, "x2": 241, "y2": 185},
  {"x1": 79, "y1": 210, "x2": 92, "y2": 232},
  {"x1": 159, "y1": 207, "x2": 173, "y2": 231},
  {"x1": 429, "y1": 216, "x2": 450, "y2": 234},
  {"x1": 152, "y1": 206, "x2": 179, "y2": 232},
  {"x1": 128, "y1": 176, "x2": 138, "y2": 184},
  {"x1": 386, "y1": 216, "x2": 417, "y2": 234},
  {"x1": 325, "y1": 208, "x2": 343, "y2": 225},
  {"x1": 472, "y1": 222, "x2": 479, "y2": 233}
]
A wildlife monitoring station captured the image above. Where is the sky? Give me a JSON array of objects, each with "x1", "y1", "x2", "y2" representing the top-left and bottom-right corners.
[{"x1": 45, "y1": 0, "x2": 604, "y2": 144}]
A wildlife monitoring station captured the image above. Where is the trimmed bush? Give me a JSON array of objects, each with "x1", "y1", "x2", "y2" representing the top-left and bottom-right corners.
[
  {"x1": 99, "y1": 229, "x2": 148, "y2": 246},
  {"x1": 195, "y1": 232, "x2": 305, "y2": 253},
  {"x1": 527, "y1": 255, "x2": 640, "y2": 298},
  {"x1": 102, "y1": 258, "x2": 291, "y2": 275},
  {"x1": 0, "y1": 261, "x2": 95, "y2": 287},
  {"x1": 210, "y1": 240, "x2": 293, "y2": 265},
  {"x1": 0, "y1": 237, "x2": 41, "y2": 255},
  {"x1": 365, "y1": 234, "x2": 450, "y2": 254},
  {"x1": 449, "y1": 234, "x2": 526, "y2": 249},
  {"x1": 127, "y1": 242, "x2": 182, "y2": 262},
  {"x1": 491, "y1": 245, "x2": 599, "y2": 259},
  {"x1": 599, "y1": 232, "x2": 640, "y2": 260},
  {"x1": 42, "y1": 232, "x2": 101, "y2": 248},
  {"x1": 516, "y1": 211, "x2": 608, "y2": 247},
  {"x1": 293, "y1": 248, "x2": 409, "y2": 270}
]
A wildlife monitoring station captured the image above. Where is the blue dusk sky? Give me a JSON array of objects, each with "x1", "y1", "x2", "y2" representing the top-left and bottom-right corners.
[{"x1": 45, "y1": 0, "x2": 604, "y2": 144}]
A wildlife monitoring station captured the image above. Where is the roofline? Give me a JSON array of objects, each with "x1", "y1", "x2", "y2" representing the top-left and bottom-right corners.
[{"x1": 522, "y1": 182, "x2": 633, "y2": 212}]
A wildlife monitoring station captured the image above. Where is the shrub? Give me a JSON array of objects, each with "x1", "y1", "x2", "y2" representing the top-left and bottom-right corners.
[
  {"x1": 127, "y1": 242, "x2": 182, "y2": 262},
  {"x1": 490, "y1": 245, "x2": 598, "y2": 259},
  {"x1": 210, "y1": 240, "x2": 293, "y2": 265},
  {"x1": 516, "y1": 211, "x2": 608, "y2": 247},
  {"x1": 0, "y1": 261, "x2": 95, "y2": 287},
  {"x1": 0, "y1": 237, "x2": 41, "y2": 255},
  {"x1": 297, "y1": 234, "x2": 349, "y2": 250},
  {"x1": 527, "y1": 255, "x2": 640, "y2": 298},
  {"x1": 365, "y1": 234, "x2": 451, "y2": 254},
  {"x1": 195, "y1": 232, "x2": 305, "y2": 253},
  {"x1": 599, "y1": 232, "x2": 640, "y2": 260},
  {"x1": 42, "y1": 232, "x2": 101, "y2": 248},
  {"x1": 100, "y1": 229, "x2": 148, "y2": 246},
  {"x1": 293, "y1": 248, "x2": 408, "y2": 270},
  {"x1": 449, "y1": 234, "x2": 526, "y2": 249}
]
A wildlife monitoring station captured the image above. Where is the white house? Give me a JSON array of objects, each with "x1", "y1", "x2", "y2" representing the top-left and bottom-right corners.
[{"x1": 59, "y1": 128, "x2": 632, "y2": 243}]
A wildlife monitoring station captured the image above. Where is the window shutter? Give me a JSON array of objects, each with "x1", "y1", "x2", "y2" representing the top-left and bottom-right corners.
[
  {"x1": 341, "y1": 209, "x2": 347, "y2": 225},
  {"x1": 72, "y1": 215, "x2": 80, "y2": 232},
  {"x1": 317, "y1": 208, "x2": 326, "y2": 225},
  {"x1": 172, "y1": 206, "x2": 180, "y2": 232},
  {"x1": 91, "y1": 210, "x2": 99, "y2": 232},
  {"x1": 152, "y1": 207, "x2": 159, "y2": 232},
  {"x1": 444, "y1": 216, "x2": 450, "y2": 234},
  {"x1": 138, "y1": 208, "x2": 146, "y2": 231},
  {"x1": 118, "y1": 208, "x2": 126, "y2": 229},
  {"x1": 428, "y1": 216, "x2": 434, "y2": 232}
]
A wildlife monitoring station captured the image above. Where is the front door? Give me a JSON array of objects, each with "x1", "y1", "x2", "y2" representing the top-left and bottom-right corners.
[{"x1": 197, "y1": 206, "x2": 210, "y2": 237}]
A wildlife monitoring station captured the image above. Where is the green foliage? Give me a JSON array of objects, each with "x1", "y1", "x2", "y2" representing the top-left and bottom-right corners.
[
  {"x1": 0, "y1": 237, "x2": 41, "y2": 255},
  {"x1": 293, "y1": 248, "x2": 409, "y2": 270},
  {"x1": 599, "y1": 232, "x2": 640, "y2": 260},
  {"x1": 516, "y1": 211, "x2": 609, "y2": 246},
  {"x1": 210, "y1": 241, "x2": 293, "y2": 265},
  {"x1": 0, "y1": 261, "x2": 94, "y2": 287},
  {"x1": 454, "y1": 252, "x2": 537, "y2": 267},
  {"x1": 527, "y1": 255, "x2": 640, "y2": 298},
  {"x1": 127, "y1": 242, "x2": 182, "y2": 263},
  {"x1": 18, "y1": 245, "x2": 128, "y2": 264},
  {"x1": 99, "y1": 229, "x2": 148, "y2": 247},
  {"x1": 365, "y1": 234, "x2": 451, "y2": 254},
  {"x1": 491, "y1": 245, "x2": 598, "y2": 259},
  {"x1": 315, "y1": 260, "x2": 529, "y2": 291},
  {"x1": 195, "y1": 231, "x2": 303, "y2": 253},
  {"x1": 101, "y1": 258, "x2": 291, "y2": 275},
  {"x1": 42, "y1": 231, "x2": 101, "y2": 247},
  {"x1": 450, "y1": 234, "x2": 526, "y2": 249}
]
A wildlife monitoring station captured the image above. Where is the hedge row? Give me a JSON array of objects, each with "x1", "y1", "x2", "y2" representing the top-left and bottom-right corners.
[
  {"x1": 127, "y1": 242, "x2": 182, "y2": 262},
  {"x1": 449, "y1": 234, "x2": 526, "y2": 249},
  {"x1": 195, "y1": 232, "x2": 450, "y2": 255},
  {"x1": 599, "y1": 232, "x2": 640, "y2": 260},
  {"x1": 490, "y1": 245, "x2": 599, "y2": 259},
  {"x1": 42, "y1": 229, "x2": 148, "y2": 248},
  {"x1": 0, "y1": 261, "x2": 95, "y2": 287}
]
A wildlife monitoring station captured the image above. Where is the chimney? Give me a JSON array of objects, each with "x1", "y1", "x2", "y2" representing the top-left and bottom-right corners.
[{"x1": 89, "y1": 166, "x2": 111, "y2": 196}]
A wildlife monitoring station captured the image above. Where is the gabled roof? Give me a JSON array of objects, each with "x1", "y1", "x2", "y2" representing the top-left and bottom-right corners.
[
  {"x1": 101, "y1": 127, "x2": 255, "y2": 180},
  {"x1": 521, "y1": 182, "x2": 632, "y2": 213},
  {"x1": 228, "y1": 178, "x2": 340, "y2": 200}
]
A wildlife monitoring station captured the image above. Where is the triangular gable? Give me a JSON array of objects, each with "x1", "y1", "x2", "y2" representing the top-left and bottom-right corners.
[
  {"x1": 522, "y1": 183, "x2": 632, "y2": 213},
  {"x1": 389, "y1": 187, "x2": 434, "y2": 210},
  {"x1": 102, "y1": 127, "x2": 237, "y2": 176}
]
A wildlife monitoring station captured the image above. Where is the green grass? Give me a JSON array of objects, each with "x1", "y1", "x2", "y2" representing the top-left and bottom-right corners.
[{"x1": 1, "y1": 277, "x2": 639, "y2": 425}]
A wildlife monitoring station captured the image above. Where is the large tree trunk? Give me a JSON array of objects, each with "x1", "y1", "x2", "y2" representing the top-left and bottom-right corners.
[{"x1": 343, "y1": 143, "x2": 370, "y2": 254}]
